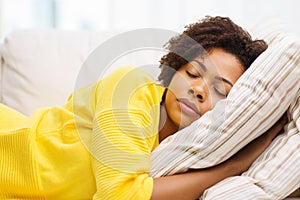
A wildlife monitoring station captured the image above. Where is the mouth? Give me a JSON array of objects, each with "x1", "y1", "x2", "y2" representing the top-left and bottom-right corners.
[{"x1": 177, "y1": 98, "x2": 200, "y2": 116}]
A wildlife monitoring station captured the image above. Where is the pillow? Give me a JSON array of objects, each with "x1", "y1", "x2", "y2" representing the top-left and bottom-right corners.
[
  {"x1": 150, "y1": 25, "x2": 300, "y2": 177},
  {"x1": 199, "y1": 20, "x2": 300, "y2": 199}
]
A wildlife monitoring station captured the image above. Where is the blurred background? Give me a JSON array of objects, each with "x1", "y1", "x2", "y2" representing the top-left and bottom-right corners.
[{"x1": 0, "y1": 0, "x2": 299, "y2": 38}]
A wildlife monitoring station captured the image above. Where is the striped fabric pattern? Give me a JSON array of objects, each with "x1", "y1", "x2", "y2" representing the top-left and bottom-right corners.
[
  {"x1": 201, "y1": 92, "x2": 300, "y2": 199},
  {"x1": 150, "y1": 25, "x2": 300, "y2": 199}
]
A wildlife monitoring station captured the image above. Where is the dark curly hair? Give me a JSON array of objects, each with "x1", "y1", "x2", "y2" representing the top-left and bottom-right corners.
[{"x1": 158, "y1": 16, "x2": 268, "y2": 86}]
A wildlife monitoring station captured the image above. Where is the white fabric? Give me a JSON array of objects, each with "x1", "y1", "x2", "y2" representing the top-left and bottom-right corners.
[
  {"x1": 0, "y1": 29, "x2": 165, "y2": 116},
  {"x1": 0, "y1": 29, "x2": 114, "y2": 115},
  {"x1": 0, "y1": 51, "x2": 2, "y2": 103}
]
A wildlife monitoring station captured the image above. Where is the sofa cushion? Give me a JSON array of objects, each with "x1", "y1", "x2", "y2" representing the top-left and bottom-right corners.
[
  {"x1": 0, "y1": 29, "x2": 167, "y2": 116},
  {"x1": 0, "y1": 29, "x2": 109, "y2": 115}
]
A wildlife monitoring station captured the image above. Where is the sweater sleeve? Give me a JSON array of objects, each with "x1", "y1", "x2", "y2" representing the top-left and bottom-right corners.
[{"x1": 91, "y1": 67, "x2": 162, "y2": 200}]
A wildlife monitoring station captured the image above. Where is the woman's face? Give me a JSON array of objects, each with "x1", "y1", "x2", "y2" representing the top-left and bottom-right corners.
[{"x1": 164, "y1": 48, "x2": 245, "y2": 129}]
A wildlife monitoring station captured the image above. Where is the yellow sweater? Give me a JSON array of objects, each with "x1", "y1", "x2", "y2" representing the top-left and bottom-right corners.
[{"x1": 0, "y1": 66, "x2": 165, "y2": 200}]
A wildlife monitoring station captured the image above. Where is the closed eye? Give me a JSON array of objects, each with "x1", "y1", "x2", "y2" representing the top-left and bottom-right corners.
[
  {"x1": 186, "y1": 70, "x2": 199, "y2": 78},
  {"x1": 213, "y1": 86, "x2": 227, "y2": 97}
]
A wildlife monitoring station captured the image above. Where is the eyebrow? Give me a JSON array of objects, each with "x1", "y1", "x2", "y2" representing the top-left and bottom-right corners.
[
  {"x1": 191, "y1": 59, "x2": 234, "y2": 87},
  {"x1": 215, "y1": 77, "x2": 233, "y2": 87},
  {"x1": 191, "y1": 59, "x2": 207, "y2": 72}
]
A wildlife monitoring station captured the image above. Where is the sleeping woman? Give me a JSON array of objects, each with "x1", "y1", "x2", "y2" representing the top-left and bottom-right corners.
[{"x1": 0, "y1": 16, "x2": 287, "y2": 199}]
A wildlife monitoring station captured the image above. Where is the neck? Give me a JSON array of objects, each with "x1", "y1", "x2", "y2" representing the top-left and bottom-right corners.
[{"x1": 158, "y1": 103, "x2": 179, "y2": 143}]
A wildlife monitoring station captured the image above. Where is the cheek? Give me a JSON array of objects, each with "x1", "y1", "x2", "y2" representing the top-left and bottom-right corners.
[
  {"x1": 198, "y1": 89, "x2": 219, "y2": 115},
  {"x1": 164, "y1": 90, "x2": 182, "y2": 127},
  {"x1": 168, "y1": 73, "x2": 190, "y2": 95}
]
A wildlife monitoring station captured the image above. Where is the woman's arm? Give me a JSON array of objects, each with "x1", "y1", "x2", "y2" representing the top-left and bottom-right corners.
[
  {"x1": 151, "y1": 114, "x2": 287, "y2": 200},
  {"x1": 152, "y1": 161, "x2": 237, "y2": 200}
]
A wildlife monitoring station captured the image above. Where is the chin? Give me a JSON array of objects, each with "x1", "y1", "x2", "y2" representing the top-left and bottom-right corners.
[{"x1": 178, "y1": 118, "x2": 196, "y2": 129}]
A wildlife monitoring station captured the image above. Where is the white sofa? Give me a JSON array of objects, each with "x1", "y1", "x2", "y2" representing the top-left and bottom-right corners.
[
  {"x1": 0, "y1": 29, "x2": 112, "y2": 115},
  {"x1": 0, "y1": 29, "x2": 168, "y2": 116},
  {"x1": 0, "y1": 28, "x2": 299, "y2": 199}
]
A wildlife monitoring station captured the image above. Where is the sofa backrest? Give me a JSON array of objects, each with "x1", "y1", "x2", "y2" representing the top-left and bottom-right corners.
[
  {"x1": 0, "y1": 29, "x2": 167, "y2": 116},
  {"x1": 0, "y1": 20, "x2": 293, "y2": 117}
]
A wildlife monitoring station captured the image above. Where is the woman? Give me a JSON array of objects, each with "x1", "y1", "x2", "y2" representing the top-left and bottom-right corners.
[{"x1": 0, "y1": 16, "x2": 284, "y2": 199}]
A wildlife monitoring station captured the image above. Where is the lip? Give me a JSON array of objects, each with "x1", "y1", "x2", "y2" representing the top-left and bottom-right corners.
[{"x1": 177, "y1": 98, "x2": 200, "y2": 116}]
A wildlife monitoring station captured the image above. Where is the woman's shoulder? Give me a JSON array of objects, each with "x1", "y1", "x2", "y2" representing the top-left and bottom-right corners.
[
  {"x1": 99, "y1": 66, "x2": 155, "y2": 85},
  {"x1": 96, "y1": 66, "x2": 161, "y2": 94},
  {"x1": 94, "y1": 66, "x2": 165, "y2": 109}
]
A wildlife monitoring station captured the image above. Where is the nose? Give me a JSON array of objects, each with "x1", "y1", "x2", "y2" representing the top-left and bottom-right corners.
[{"x1": 188, "y1": 80, "x2": 208, "y2": 102}]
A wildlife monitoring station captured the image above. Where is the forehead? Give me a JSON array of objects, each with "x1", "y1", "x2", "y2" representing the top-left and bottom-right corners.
[{"x1": 191, "y1": 48, "x2": 245, "y2": 84}]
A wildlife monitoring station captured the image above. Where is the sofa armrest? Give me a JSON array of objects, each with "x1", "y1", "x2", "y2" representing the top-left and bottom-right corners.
[{"x1": 0, "y1": 42, "x2": 3, "y2": 103}]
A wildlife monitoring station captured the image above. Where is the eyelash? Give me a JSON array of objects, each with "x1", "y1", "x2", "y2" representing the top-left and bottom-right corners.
[
  {"x1": 186, "y1": 70, "x2": 199, "y2": 78},
  {"x1": 213, "y1": 87, "x2": 227, "y2": 97},
  {"x1": 186, "y1": 70, "x2": 227, "y2": 97}
]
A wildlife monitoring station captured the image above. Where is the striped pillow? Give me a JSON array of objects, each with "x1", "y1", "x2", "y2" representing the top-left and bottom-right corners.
[
  {"x1": 200, "y1": 22, "x2": 300, "y2": 199},
  {"x1": 151, "y1": 26, "x2": 300, "y2": 179}
]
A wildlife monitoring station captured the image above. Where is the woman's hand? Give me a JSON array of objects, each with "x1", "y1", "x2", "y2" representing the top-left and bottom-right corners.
[{"x1": 229, "y1": 113, "x2": 288, "y2": 174}]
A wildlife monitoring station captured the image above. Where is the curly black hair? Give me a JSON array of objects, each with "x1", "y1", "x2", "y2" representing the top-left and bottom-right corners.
[{"x1": 158, "y1": 16, "x2": 268, "y2": 86}]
